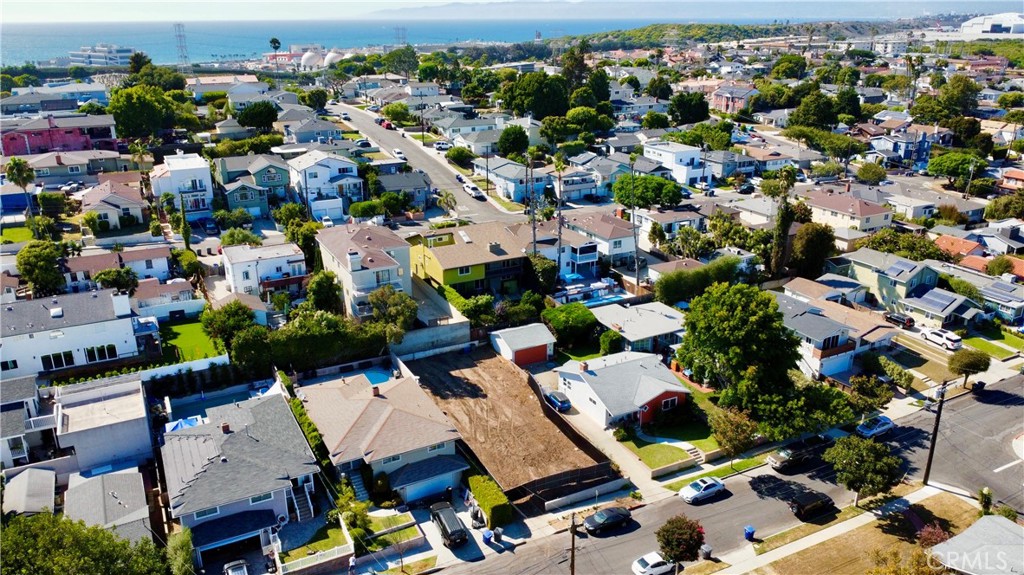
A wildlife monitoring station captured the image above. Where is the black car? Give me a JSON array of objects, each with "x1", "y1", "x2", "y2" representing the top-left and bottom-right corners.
[
  {"x1": 455, "y1": 174, "x2": 465, "y2": 183},
  {"x1": 202, "y1": 219, "x2": 220, "y2": 235},
  {"x1": 767, "y1": 434, "x2": 833, "y2": 471},
  {"x1": 737, "y1": 183, "x2": 756, "y2": 194},
  {"x1": 626, "y1": 256, "x2": 648, "y2": 271},
  {"x1": 789, "y1": 491, "x2": 834, "y2": 520},
  {"x1": 883, "y1": 311, "x2": 915, "y2": 329},
  {"x1": 582, "y1": 507, "x2": 631, "y2": 533}
]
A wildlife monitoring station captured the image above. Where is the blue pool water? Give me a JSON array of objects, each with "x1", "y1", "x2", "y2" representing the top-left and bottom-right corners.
[
  {"x1": 584, "y1": 294, "x2": 625, "y2": 308},
  {"x1": 170, "y1": 390, "x2": 255, "y2": 420},
  {"x1": 354, "y1": 366, "x2": 393, "y2": 386}
]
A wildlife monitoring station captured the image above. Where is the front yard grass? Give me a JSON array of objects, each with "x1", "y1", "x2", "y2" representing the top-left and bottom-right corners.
[
  {"x1": 161, "y1": 321, "x2": 221, "y2": 362},
  {"x1": 279, "y1": 523, "x2": 349, "y2": 563},
  {"x1": 891, "y1": 350, "x2": 955, "y2": 383},
  {"x1": 0, "y1": 224, "x2": 33, "y2": 243},
  {"x1": 366, "y1": 525, "x2": 420, "y2": 552},
  {"x1": 665, "y1": 453, "x2": 769, "y2": 491},
  {"x1": 487, "y1": 191, "x2": 527, "y2": 212},
  {"x1": 341, "y1": 132, "x2": 363, "y2": 140},
  {"x1": 553, "y1": 342, "x2": 602, "y2": 366},
  {"x1": 963, "y1": 336, "x2": 1015, "y2": 360},
  {"x1": 411, "y1": 133, "x2": 438, "y2": 143},
  {"x1": 621, "y1": 436, "x2": 691, "y2": 469},
  {"x1": 381, "y1": 556, "x2": 437, "y2": 574},
  {"x1": 973, "y1": 324, "x2": 1024, "y2": 351},
  {"x1": 648, "y1": 419, "x2": 719, "y2": 452},
  {"x1": 369, "y1": 512, "x2": 414, "y2": 533}
]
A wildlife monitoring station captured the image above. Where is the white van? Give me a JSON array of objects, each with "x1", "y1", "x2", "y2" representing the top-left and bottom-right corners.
[{"x1": 921, "y1": 328, "x2": 962, "y2": 351}]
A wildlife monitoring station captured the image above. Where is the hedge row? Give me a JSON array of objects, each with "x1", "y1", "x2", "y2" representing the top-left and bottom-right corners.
[
  {"x1": 468, "y1": 475, "x2": 513, "y2": 529},
  {"x1": 289, "y1": 397, "x2": 332, "y2": 470}
]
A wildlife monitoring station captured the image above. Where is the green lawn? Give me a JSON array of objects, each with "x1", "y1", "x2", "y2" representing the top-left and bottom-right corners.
[
  {"x1": 648, "y1": 419, "x2": 719, "y2": 452},
  {"x1": 366, "y1": 525, "x2": 420, "y2": 552},
  {"x1": 161, "y1": 321, "x2": 221, "y2": 361},
  {"x1": 341, "y1": 132, "x2": 363, "y2": 140},
  {"x1": 964, "y1": 336, "x2": 1015, "y2": 360},
  {"x1": 973, "y1": 325, "x2": 1024, "y2": 351},
  {"x1": 382, "y1": 556, "x2": 437, "y2": 575},
  {"x1": 892, "y1": 350, "x2": 955, "y2": 383},
  {"x1": 0, "y1": 225, "x2": 33, "y2": 243},
  {"x1": 487, "y1": 191, "x2": 527, "y2": 212},
  {"x1": 665, "y1": 453, "x2": 769, "y2": 491},
  {"x1": 411, "y1": 133, "x2": 438, "y2": 143},
  {"x1": 621, "y1": 436, "x2": 691, "y2": 469},
  {"x1": 369, "y1": 512, "x2": 414, "y2": 533},
  {"x1": 279, "y1": 523, "x2": 349, "y2": 563},
  {"x1": 553, "y1": 342, "x2": 602, "y2": 366}
]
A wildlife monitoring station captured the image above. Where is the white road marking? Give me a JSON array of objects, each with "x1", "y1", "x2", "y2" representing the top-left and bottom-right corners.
[{"x1": 993, "y1": 460, "x2": 1022, "y2": 473}]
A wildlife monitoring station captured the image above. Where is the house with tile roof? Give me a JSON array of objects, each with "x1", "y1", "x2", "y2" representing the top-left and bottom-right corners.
[
  {"x1": 161, "y1": 393, "x2": 317, "y2": 567},
  {"x1": 556, "y1": 352, "x2": 690, "y2": 429},
  {"x1": 80, "y1": 182, "x2": 147, "y2": 230},
  {"x1": 299, "y1": 374, "x2": 467, "y2": 503},
  {"x1": 935, "y1": 235, "x2": 985, "y2": 259},
  {"x1": 317, "y1": 224, "x2": 411, "y2": 319},
  {"x1": 805, "y1": 191, "x2": 892, "y2": 233}
]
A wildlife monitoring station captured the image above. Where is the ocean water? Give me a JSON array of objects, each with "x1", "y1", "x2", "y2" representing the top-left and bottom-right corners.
[{"x1": 2, "y1": 2, "x2": 1019, "y2": 67}]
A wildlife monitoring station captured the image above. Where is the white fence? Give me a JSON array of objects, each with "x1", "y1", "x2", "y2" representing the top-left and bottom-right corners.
[
  {"x1": 88, "y1": 233, "x2": 166, "y2": 248},
  {"x1": 140, "y1": 354, "x2": 230, "y2": 381},
  {"x1": 278, "y1": 542, "x2": 355, "y2": 574},
  {"x1": 137, "y1": 298, "x2": 205, "y2": 321}
]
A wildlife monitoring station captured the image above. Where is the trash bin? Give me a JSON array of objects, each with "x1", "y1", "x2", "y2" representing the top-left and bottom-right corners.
[
  {"x1": 744, "y1": 525, "x2": 756, "y2": 541},
  {"x1": 972, "y1": 381, "x2": 986, "y2": 394},
  {"x1": 493, "y1": 527, "x2": 503, "y2": 543},
  {"x1": 482, "y1": 529, "x2": 493, "y2": 544},
  {"x1": 700, "y1": 544, "x2": 713, "y2": 560}
]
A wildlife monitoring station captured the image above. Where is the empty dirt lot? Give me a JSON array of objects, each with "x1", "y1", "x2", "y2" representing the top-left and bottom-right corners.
[{"x1": 408, "y1": 347, "x2": 601, "y2": 492}]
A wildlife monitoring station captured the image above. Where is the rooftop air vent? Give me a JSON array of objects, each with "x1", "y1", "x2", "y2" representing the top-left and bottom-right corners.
[{"x1": 50, "y1": 307, "x2": 63, "y2": 318}]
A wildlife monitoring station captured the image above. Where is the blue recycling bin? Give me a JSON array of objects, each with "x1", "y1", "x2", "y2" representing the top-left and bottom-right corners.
[
  {"x1": 482, "y1": 529, "x2": 493, "y2": 544},
  {"x1": 744, "y1": 525, "x2": 756, "y2": 541}
]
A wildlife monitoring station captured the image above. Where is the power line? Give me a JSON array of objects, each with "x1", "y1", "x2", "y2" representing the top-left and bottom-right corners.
[{"x1": 173, "y1": 23, "x2": 193, "y2": 77}]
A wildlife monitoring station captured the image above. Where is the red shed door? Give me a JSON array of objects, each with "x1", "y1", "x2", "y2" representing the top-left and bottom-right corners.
[{"x1": 514, "y1": 345, "x2": 547, "y2": 366}]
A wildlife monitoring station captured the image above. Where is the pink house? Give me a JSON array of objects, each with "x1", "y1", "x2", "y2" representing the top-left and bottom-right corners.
[
  {"x1": 1, "y1": 115, "x2": 117, "y2": 156},
  {"x1": 711, "y1": 85, "x2": 759, "y2": 114}
]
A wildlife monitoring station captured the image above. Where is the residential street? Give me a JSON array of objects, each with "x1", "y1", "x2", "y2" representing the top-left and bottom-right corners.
[{"x1": 328, "y1": 102, "x2": 527, "y2": 225}]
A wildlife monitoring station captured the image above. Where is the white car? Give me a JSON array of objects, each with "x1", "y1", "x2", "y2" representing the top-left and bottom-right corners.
[
  {"x1": 463, "y1": 183, "x2": 484, "y2": 198},
  {"x1": 632, "y1": 551, "x2": 675, "y2": 575},
  {"x1": 679, "y1": 477, "x2": 726, "y2": 504},
  {"x1": 434, "y1": 141, "x2": 451, "y2": 151},
  {"x1": 222, "y1": 560, "x2": 249, "y2": 575},
  {"x1": 920, "y1": 328, "x2": 962, "y2": 351},
  {"x1": 340, "y1": 112, "x2": 351, "y2": 121},
  {"x1": 321, "y1": 216, "x2": 335, "y2": 228},
  {"x1": 392, "y1": 148, "x2": 406, "y2": 160}
]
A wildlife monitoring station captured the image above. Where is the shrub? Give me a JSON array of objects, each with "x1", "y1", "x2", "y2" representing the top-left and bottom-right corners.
[
  {"x1": 600, "y1": 329, "x2": 624, "y2": 355},
  {"x1": 149, "y1": 219, "x2": 163, "y2": 236},
  {"x1": 541, "y1": 302, "x2": 597, "y2": 347},
  {"x1": 995, "y1": 505, "x2": 1018, "y2": 522},
  {"x1": 879, "y1": 356, "x2": 914, "y2": 390},
  {"x1": 613, "y1": 427, "x2": 631, "y2": 442},
  {"x1": 436, "y1": 285, "x2": 495, "y2": 327},
  {"x1": 372, "y1": 472, "x2": 391, "y2": 498},
  {"x1": 277, "y1": 370, "x2": 294, "y2": 395},
  {"x1": 445, "y1": 146, "x2": 476, "y2": 167},
  {"x1": 118, "y1": 214, "x2": 137, "y2": 228},
  {"x1": 917, "y1": 521, "x2": 951, "y2": 548},
  {"x1": 468, "y1": 475, "x2": 513, "y2": 528},
  {"x1": 289, "y1": 398, "x2": 331, "y2": 469},
  {"x1": 349, "y1": 200, "x2": 385, "y2": 219},
  {"x1": 325, "y1": 508, "x2": 340, "y2": 525},
  {"x1": 97, "y1": 219, "x2": 111, "y2": 232}
]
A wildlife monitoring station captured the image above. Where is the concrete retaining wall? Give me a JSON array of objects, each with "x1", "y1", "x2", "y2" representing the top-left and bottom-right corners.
[
  {"x1": 649, "y1": 457, "x2": 697, "y2": 479},
  {"x1": 1, "y1": 454, "x2": 80, "y2": 486},
  {"x1": 90, "y1": 233, "x2": 166, "y2": 248},
  {"x1": 542, "y1": 477, "x2": 631, "y2": 512},
  {"x1": 141, "y1": 354, "x2": 230, "y2": 380},
  {"x1": 701, "y1": 447, "x2": 725, "y2": 463},
  {"x1": 390, "y1": 321, "x2": 471, "y2": 356},
  {"x1": 137, "y1": 298, "x2": 205, "y2": 321}
]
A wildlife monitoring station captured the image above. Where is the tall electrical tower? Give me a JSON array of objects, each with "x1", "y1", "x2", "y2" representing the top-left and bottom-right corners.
[
  {"x1": 174, "y1": 23, "x2": 192, "y2": 76},
  {"x1": 394, "y1": 26, "x2": 408, "y2": 46}
]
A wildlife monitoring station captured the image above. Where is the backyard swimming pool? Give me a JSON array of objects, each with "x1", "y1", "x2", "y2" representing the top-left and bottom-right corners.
[
  {"x1": 583, "y1": 294, "x2": 625, "y2": 308},
  {"x1": 169, "y1": 387, "x2": 268, "y2": 420},
  {"x1": 351, "y1": 365, "x2": 393, "y2": 385}
]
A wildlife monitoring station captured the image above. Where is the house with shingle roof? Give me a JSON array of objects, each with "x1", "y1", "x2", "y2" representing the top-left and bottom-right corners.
[
  {"x1": 471, "y1": 157, "x2": 551, "y2": 204},
  {"x1": 783, "y1": 275, "x2": 869, "y2": 304},
  {"x1": 317, "y1": 224, "x2": 411, "y2": 319},
  {"x1": 64, "y1": 469, "x2": 152, "y2": 544},
  {"x1": 80, "y1": 181, "x2": 147, "y2": 230},
  {"x1": 556, "y1": 352, "x2": 690, "y2": 429},
  {"x1": 805, "y1": 191, "x2": 892, "y2": 233},
  {"x1": 299, "y1": 374, "x2": 467, "y2": 503},
  {"x1": 214, "y1": 153, "x2": 289, "y2": 202},
  {"x1": 773, "y1": 293, "x2": 857, "y2": 379},
  {"x1": 563, "y1": 209, "x2": 638, "y2": 267},
  {"x1": 161, "y1": 393, "x2": 317, "y2": 567},
  {"x1": 826, "y1": 247, "x2": 939, "y2": 309}
]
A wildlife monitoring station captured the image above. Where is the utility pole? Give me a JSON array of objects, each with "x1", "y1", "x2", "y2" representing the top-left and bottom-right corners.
[
  {"x1": 569, "y1": 512, "x2": 576, "y2": 575},
  {"x1": 530, "y1": 161, "x2": 537, "y2": 255},
  {"x1": 922, "y1": 382, "x2": 948, "y2": 486}
]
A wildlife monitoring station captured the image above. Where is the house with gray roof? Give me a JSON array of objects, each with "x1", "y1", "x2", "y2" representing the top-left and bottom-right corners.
[
  {"x1": 377, "y1": 172, "x2": 432, "y2": 211},
  {"x1": 491, "y1": 324, "x2": 556, "y2": 366},
  {"x1": 704, "y1": 150, "x2": 756, "y2": 180},
  {"x1": 900, "y1": 286, "x2": 984, "y2": 329},
  {"x1": 773, "y1": 293, "x2": 857, "y2": 379},
  {"x1": 556, "y1": 352, "x2": 690, "y2": 428},
  {"x1": 64, "y1": 469, "x2": 152, "y2": 544},
  {"x1": 286, "y1": 117, "x2": 343, "y2": 145},
  {"x1": 298, "y1": 375, "x2": 467, "y2": 503},
  {"x1": 931, "y1": 515, "x2": 1023, "y2": 575},
  {"x1": 214, "y1": 154, "x2": 289, "y2": 199},
  {"x1": 826, "y1": 248, "x2": 939, "y2": 309},
  {"x1": 471, "y1": 156, "x2": 551, "y2": 204},
  {"x1": 591, "y1": 302, "x2": 686, "y2": 353},
  {"x1": 451, "y1": 128, "x2": 502, "y2": 156},
  {"x1": 921, "y1": 259, "x2": 1024, "y2": 324},
  {"x1": 1, "y1": 468, "x2": 54, "y2": 516},
  {"x1": 161, "y1": 393, "x2": 317, "y2": 566}
]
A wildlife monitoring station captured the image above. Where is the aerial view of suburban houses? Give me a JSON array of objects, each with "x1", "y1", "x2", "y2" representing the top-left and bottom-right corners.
[{"x1": 2, "y1": 3, "x2": 1024, "y2": 575}]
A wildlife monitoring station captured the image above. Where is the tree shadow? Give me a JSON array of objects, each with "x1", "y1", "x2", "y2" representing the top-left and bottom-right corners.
[
  {"x1": 972, "y1": 387, "x2": 1024, "y2": 408},
  {"x1": 874, "y1": 502, "x2": 948, "y2": 544},
  {"x1": 747, "y1": 475, "x2": 811, "y2": 502}
]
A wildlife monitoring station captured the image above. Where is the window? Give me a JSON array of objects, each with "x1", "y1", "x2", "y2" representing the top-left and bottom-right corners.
[
  {"x1": 375, "y1": 269, "x2": 391, "y2": 284},
  {"x1": 237, "y1": 191, "x2": 254, "y2": 201},
  {"x1": 85, "y1": 344, "x2": 118, "y2": 363},
  {"x1": 250, "y1": 493, "x2": 273, "y2": 505},
  {"x1": 1, "y1": 360, "x2": 18, "y2": 371},
  {"x1": 41, "y1": 351, "x2": 75, "y2": 371},
  {"x1": 612, "y1": 240, "x2": 622, "y2": 249},
  {"x1": 888, "y1": 278, "x2": 896, "y2": 287},
  {"x1": 822, "y1": 334, "x2": 841, "y2": 350},
  {"x1": 97, "y1": 212, "x2": 110, "y2": 221},
  {"x1": 428, "y1": 442, "x2": 446, "y2": 452},
  {"x1": 275, "y1": 266, "x2": 283, "y2": 273},
  {"x1": 262, "y1": 171, "x2": 282, "y2": 183},
  {"x1": 145, "y1": 259, "x2": 154, "y2": 269},
  {"x1": 309, "y1": 172, "x2": 318, "y2": 179},
  {"x1": 122, "y1": 207, "x2": 131, "y2": 217},
  {"x1": 662, "y1": 397, "x2": 678, "y2": 411},
  {"x1": 68, "y1": 166, "x2": 81, "y2": 174},
  {"x1": 458, "y1": 266, "x2": 471, "y2": 276},
  {"x1": 194, "y1": 507, "x2": 219, "y2": 519},
  {"x1": 381, "y1": 455, "x2": 401, "y2": 465},
  {"x1": 242, "y1": 271, "x2": 251, "y2": 281},
  {"x1": 34, "y1": 168, "x2": 50, "y2": 176},
  {"x1": 244, "y1": 286, "x2": 253, "y2": 294}
]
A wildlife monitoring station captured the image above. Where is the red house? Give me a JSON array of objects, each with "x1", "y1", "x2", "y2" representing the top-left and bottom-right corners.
[
  {"x1": 556, "y1": 352, "x2": 690, "y2": 429},
  {"x1": 1, "y1": 114, "x2": 117, "y2": 156}
]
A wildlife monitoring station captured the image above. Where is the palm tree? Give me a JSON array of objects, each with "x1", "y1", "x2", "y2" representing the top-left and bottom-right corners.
[
  {"x1": 5, "y1": 157, "x2": 35, "y2": 236},
  {"x1": 269, "y1": 37, "x2": 281, "y2": 71},
  {"x1": 554, "y1": 153, "x2": 567, "y2": 277},
  {"x1": 128, "y1": 138, "x2": 153, "y2": 195},
  {"x1": 437, "y1": 189, "x2": 458, "y2": 218}
]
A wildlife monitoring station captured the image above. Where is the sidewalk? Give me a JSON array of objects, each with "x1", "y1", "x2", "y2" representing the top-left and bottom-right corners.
[{"x1": 716, "y1": 486, "x2": 942, "y2": 574}]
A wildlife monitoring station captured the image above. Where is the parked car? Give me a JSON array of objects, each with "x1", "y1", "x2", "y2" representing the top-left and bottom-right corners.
[
  {"x1": 582, "y1": 506, "x2": 631, "y2": 534},
  {"x1": 789, "y1": 491, "x2": 834, "y2": 520},
  {"x1": 543, "y1": 390, "x2": 572, "y2": 413},
  {"x1": 430, "y1": 502, "x2": 468, "y2": 548},
  {"x1": 455, "y1": 174, "x2": 465, "y2": 183},
  {"x1": 883, "y1": 311, "x2": 915, "y2": 329},
  {"x1": 921, "y1": 328, "x2": 962, "y2": 351},
  {"x1": 392, "y1": 148, "x2": 406, "y2": 160},
  {"x1": 202, "y1": 219, "x2": 220, "y2": 235},
  {"x1": 626, "y1": 256, "x2": 648, "y2": 271},
  {"x1": 321, "y1": 216, "x2": 334, "y2": 228},
  {"x1": 855, "y1": 415, "x2": 895, "y2": 439},
  {"x1": 354, "y1": 139, "x2": 371, "y2": 148},
  {"x1": 374, "y1": 117, "x2": 384, "y2": 125},
  {"x1": 434, "y1": 141, "x2": 452, "y2": 151},
  {"x1": 750, "y1": 177, "x2": 764, "y2": 187},
  {"x1": 463, "y1": 183, "x2": 483, "y2": 198},
  {"x1": 340, "y1": 112, "x2": 351, "y2": 121},
  {"x1": 794, "y1": 171, "x2": 807, "y2": 182},
  {"x1": 60, "y1": 181, "x2": 83, "y2": 193},
  {"x1": 631, "y1": 551, "x2": 675, "y2": 575},
  {"x1": 327, "y1": 99, "x2": 338, "y2": 105},
  {"x1": 367, "y1": 105, "x2": 381, "y2": 112},
  {"x1": 382, "y1": 121, "x2": 395, "y2": 130},
  {"x1": 696, "y1": 181, "x2": 710, "y2": 191},
  {"x1": 767, "y1": 434, "x2": 833, "y2": 471},
  {"x1": 223, "y1": 560, "x2": 249, "y2": 575},
  {"x1": 738, "y1": 183, "x2": 756, "y2": 194},
  {"x1": 679, "y1": 477, "x2": 726, "y2": 504}
]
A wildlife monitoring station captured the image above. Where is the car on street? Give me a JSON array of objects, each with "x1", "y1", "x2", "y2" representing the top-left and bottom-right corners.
[
  {"x1": 382, "y1": 121, "x2": 395, "y2": 130},
  {"x1": 679, "y1": 477, "x2": 726, "y2": 504},
  {"x1": 794, "y1": 171, "x2": 807, "y2": 182},
  {"x1": 789, "y1": 491, "x2": 835, "y2": 520},
  {"x1": 222, "y1": 560, "x2": 249, "y2": 575},
  {"x1": 60, "y1": 181, "x2": 84, "y2": 193},
  {"x1": 202, "y1": 219, "x2": 220, "y2": 235},
  {"x1": 543, "y1": 390, "x2": 572, "y2": 413},
  {"x1": 626, "y1": 256, "x2": 648, "y2": 271},
  {"x1": 392, "y1": 148, "x2": 406, "y2": 160},
  {"x1": 455, "y1": 174, "x2": 465, "y2": 183},
  {"x1": 354, "y1": 139, "x2": 371, "y2": 148},
  {"x1": 367, "y1": 105, "x2": 380, "y2": 112},
  {"x1": 696, "y1": 181, "x2": 710, "y2": 191},
  {"x1": 582, "y1": 506, "x2": 631, "y2": 533},
  {"x1": 327, "y1": 99, "x2": 338, "y2": 105},
  {"x1": 738, "y1": 183, "x2": 756, "y2": 194},
  {"x1": 340, "y1": 112, "x2": 351, "y2": 121},
  {"x1": 631, "y1": 551, "x2": 675, "y2": 575},
  {"x1": 883, "y1": 311, "x2": 915, "y2": 329},
  {"x1": 767, "y1": 434, "x2": 833, "y2": 471},
  {"x1": 463, "y1": 183, "x2": 483, "y2": 198},
  {"x1": 321, "y1": 216, "x2": 334, "y2": 228},
  {"x1": 855, "y1": 415, "x2": 895, "y2": 439},
  {"x1": 434, "y1": 141, "x2": 451, "y2": 151},
  {"x1": 921, "y1": 328, "x2": 962, "y2": 350}
]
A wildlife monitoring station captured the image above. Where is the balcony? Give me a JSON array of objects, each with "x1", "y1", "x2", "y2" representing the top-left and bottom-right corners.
[
  {"x1": 812, "y1": 340, "x2": 857, "y2": 360},
  {"x1": 177, "y1": 184, "x2": 207, "y2": 193},
  {"x1": 25, "y1": 415, "x2": 57, "y2": 432},
  {"x1": 352, "y1": 280, "x2": 402, "y2": 298}
]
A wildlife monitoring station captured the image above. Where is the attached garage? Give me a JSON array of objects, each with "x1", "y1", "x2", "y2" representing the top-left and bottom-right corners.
[
  {"x1": 490, "y1": 323, "x2": 556, "y2": 367},
  {"x1": 391, "y1": 455, "x2": 470, "y2": 503}
]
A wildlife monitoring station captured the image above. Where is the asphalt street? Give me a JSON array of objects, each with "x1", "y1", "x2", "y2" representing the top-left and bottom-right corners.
[
  {"x1": 328, "y1": 102, "x2": 526, "y2": 225},
  {"x1": 444, "y1": 461, "x2": 852, "y2": 575}
]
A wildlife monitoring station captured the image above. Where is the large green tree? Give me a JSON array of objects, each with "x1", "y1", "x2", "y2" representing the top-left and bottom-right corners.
[
  {"x1": 823, "y1": 436, "x2": 902, "y2": 506},
  {"x1": 219, "y1": 228, "x2": 263, "y2": 247},
  {"x1": 938, "y1": 74, "x2": 981, "y2": 117},
  {"x1": 383, "y1": 45, "x2": 419, "y2": 78},
  {"x1": 306, "y1": 270, "x2": 343, "y2": 314},
  {"x1": 790, "y1": 222, "x2": 835, "y2": 279},
  {"x1": 927, "y1": 152, "x2": 987, "y2": 188},
  {"x1": 857, "y1": 162, "x2": 887, "y2": 185},
  {"x1": 4, "y1": 156, "x2": 35, "y2": 224},
  {"x1": 200, "y1": 300, "x2": 256, "y2": 349},
  {"x1": 231, "y1": 325, "x2": 273, "y2": 377},
  {"x1": 108, "y1": 84, "x2": 172, "y2": 137},
  {"x1": 497, "y1": 124, "x2": 529, "y2": 157},
  {"x1": 16, "y1": 240, "x2": 65, "y2": 295},
  {"x1": 656, "y1": 515, "x2": 705, "y2": 567},
  {"x1": 502, "y1": 71, "x2": 569, "y2": 120},
  {"x1": 675, "y1": 283, "x2": 800, "y2": 414},
  {"x1": 1, "y1": 513, "x2": 166, "y2": 575},
  {"x1": 859, "y1": 228, "x2": 950, "y2": 262},
  {"x1": 788, "y1": 91, "x2": 837, "y2": 129},
  {"x1": 948, "y1": 348, "x2": 990, "y2": 389},
  {"x1": 708, "y1": 408, "x2": 758, "y2": 469},
  {"x1": 236, "y1": 100, "x2": 278, "y2": 133},
  {"x1": 368, "y1": 284, "x2": 418, "y2": 344},
  {"x1": 93, "y1": 267, "x2": 139, "y2": 293},
  {"x1": 669, "y1": 91, "x2": 711, "y2": 126}
]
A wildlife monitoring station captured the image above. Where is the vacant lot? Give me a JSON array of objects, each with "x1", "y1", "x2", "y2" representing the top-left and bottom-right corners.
[{"x1": 408, "y1": 348, "x2": 601, "y2": 492}]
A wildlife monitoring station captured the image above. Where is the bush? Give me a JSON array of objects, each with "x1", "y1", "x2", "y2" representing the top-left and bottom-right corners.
[
  {"x1": 149, "y1": 219, "x2": 163, "y2": 236},
  {"x1": 350, "y1": 200, "x2": 385, "y2": 219},
  {"x1": 879, "y1": 356, "x2": 914, "y2": 390},
  {"x1": 445, "y1": 146, "x2": 476, "y2": 167},
  {"x1": 811, "y1": 161, "x2": 846, "y2": 177},
  {"x1": 468, "y1": 475, "x2": 513, "y2": 528},
  {"x1": 613, "y1": 427, "x2": 631, "y2": 441},
  {"x1": 118, "y1": 214, "x2": 137, "y2": 228},
  {"x1": 917, "y1": 521, "x2": 951, "y2": 548},
  {"x1": 278, "y1": 370, "x2": 294, "y2": 395},
  {"x1": 97, "y1": 219, "x2": 111, "y2": 232},
  {"x1": 289, "y1": 398, "x2": 331, "y2": 469},
  {"x1": 436, "y1": 285, "x2": 495, "y2": 327},
  {"x1": 541, "y1": 302, "x2": 597, "y2": 347},
  {"x1": 654, "y1": 256, "x2": 740, "y2": 305},
  {"x1": 600, "y1": 329, "x2": 624, "y2": 355},
  {"x1": 995, "y1": 505, "x2": 1018, "y2": 522}
]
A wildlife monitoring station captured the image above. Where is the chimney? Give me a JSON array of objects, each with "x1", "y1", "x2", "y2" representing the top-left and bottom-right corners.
[
  {"x1": 111, "y1": 290, "x2": 131, "y2": 317},
  {"x1": 347, "y1": 248, "x2": 362, "y2": 270},
  {"x1": 221, "y1": 422, "x2": 230, "y2": 434},
  {"x1": 579, "y1": 361, "x2": 589, "y2": 373},
  {"x1": 372, "y1": 385, "x2": 380, "y2": 397}
]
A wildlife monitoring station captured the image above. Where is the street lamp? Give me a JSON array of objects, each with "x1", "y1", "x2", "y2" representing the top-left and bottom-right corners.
[{"x1": 922, "y1": 381, "x2": 949, "y2": 486}]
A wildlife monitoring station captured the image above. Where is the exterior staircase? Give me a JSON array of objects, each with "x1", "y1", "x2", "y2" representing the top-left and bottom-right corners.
[
  {"x1": 292, "y1": 487, "x2": 314, "y2": 522},
  {"x1": 348, "y1": 471, "x2": 370, "y2": 501},
  {"x1": 684, "y1": 445, "x2": 704, "y2": 463}
]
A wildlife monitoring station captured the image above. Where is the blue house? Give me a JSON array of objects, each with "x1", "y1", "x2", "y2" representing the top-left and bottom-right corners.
[{"x1": 870, "y1": 131, "x2": 931, "y2": 168}]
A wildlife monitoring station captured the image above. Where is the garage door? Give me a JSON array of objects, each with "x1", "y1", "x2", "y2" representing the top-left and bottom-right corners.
[
  {"x1": 514, "y1": 345, "x2": 547, "y2": 366},
  {"x1": 403, "y1": 472, "x2": 455, "y2": 503}
]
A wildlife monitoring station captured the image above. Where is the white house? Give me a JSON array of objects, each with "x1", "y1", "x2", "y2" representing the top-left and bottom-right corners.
[
  {"x1": 316, "y1": 224, "x2": 412, "y2": 319},
  {"x1": 79, "y1": 182, "x2": 147, "y2": 230},
  {"x1": 0, "y1": 290, "x2": 160, "y2": 378},
  {"x1": 470, "y1": 157, "x2": 551, "y2": 204},
  {"x1": 773, "y1": 293, "x2": 856, "y2": 380},
  {"x1": 805, "y1": 191, "x2": 892, "y2": 233},
  {"x1": 287, "y1": 150, "x2": 363, "y2": 221},
  {"x1": 563, "y1": 210, "x2": 637, "y2": 267},
  {"x1": 221, "y1": 243, "x2": 308, "y2": 299},
  {"x1": 119, "y1": 246, "x2": 172, "y2": 282},
  {"x1": 150, "y1": 151, "x2": 214, "y2": 222},
  {"x1": 633, "y1": 207, "x2": 705, "y2": 251},
  {"x1": 642, "y1": 140, "x2": 709, "y2": 187},
  {"x1": 591, "y1": 302, "x2": 686, "y2": 353}
]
